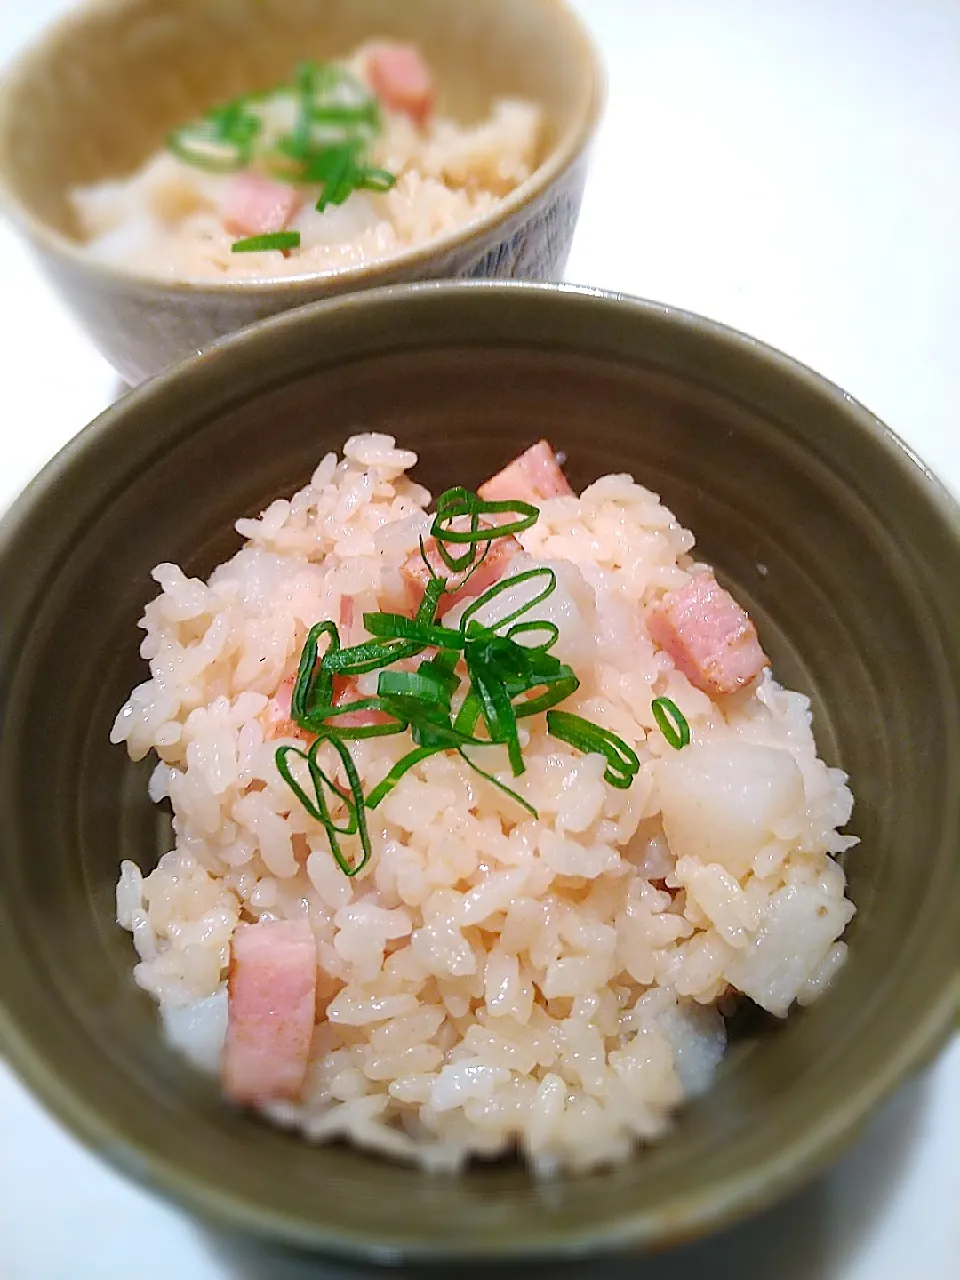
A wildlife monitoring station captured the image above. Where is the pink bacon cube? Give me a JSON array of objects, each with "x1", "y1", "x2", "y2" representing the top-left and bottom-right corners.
[
  {"x1": 648, "y1": 571, "x2": 769, "y2": 697},
  {"x1": 222, "y1": 919, "x2": 318, "y2": 1105},
  {"x1": 402, "y1": 533, "x2": 520, "y2": 618},
  {"x1": 222, "y1": 173, "x2": 300, "y2": 239},
  {"x1": 366, "y1": 42, "x2": 435, "y2": 126},
  {"x1": 477, "y1": 441, "x2": 574, "y2": 505}
]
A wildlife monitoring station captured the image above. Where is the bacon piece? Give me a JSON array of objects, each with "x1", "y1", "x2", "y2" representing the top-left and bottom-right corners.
[
  {"x1": 339, "y1": 595, "x2": 355, "y2": 633},
  {"x1": 648, "y1": 571, "x2": 769, "y2": 697},
  {"x1": 222, "y1": 919, "x2": 318, "y2": 1105},
  {"x1": 477, "y1": 441, "x2": 574, "y2": 505},
  {"x1": 262, "y1": 674, "x2": 389, "y2": 737},
  {"x1": 222, "y1": 173, "x2": 300, "y2": 239},
  {"x1": 402, "y1": 534, "x2": 520, "y2": 619},
  {"x1": 330, "y1": 674, "x2": 392, "y2": 730},
  {"x1": 366, "y1": 42, "x2": 435, "y2": 126},
  {"x1": 262, "y1": 677, "x2": 301, "y2": 741}
]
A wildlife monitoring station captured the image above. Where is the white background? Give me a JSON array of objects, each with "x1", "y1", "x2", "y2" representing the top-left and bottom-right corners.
[{"x1": 0, "y1": 1, "x2": 957, "y2": 1276}]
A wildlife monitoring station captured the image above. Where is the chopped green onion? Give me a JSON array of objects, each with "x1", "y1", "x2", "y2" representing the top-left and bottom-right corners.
[
  {"x1": 167, "y1": 99, "x2": 263, "y2": 172},
  {"x1": 363, "y1": 612, "x2": 464, "y2": 651},
  {"x1": 291, "y1": 61, "x2": 342, "y2": 158},
  {"x1": 276, "y1": 480, "x2": 649, "y2": 876},
  {"x1": 300, "y1": 698, "x2": 407, "y2": 740},
  {"x1": 311, "y1": 102, "x2": 381, "y2": 129},
  {"x1": 418, "y1": 536, "x2": 443, "y2": 584},
  {"x1": 448, "y1": 539, "x2": 497, "y2": 595},
  {"x1": 312, "y1": 144, "x2": 360, "y2": 210},
  {"x1": 453, "y1": 687, "x2": 483, "y2": 737},
  {"x1": 459, "y1": 567, "x2": 557, "y2": 636},
  {"x1": 419, "y1": 648, "x2": 461, "y2": 689},
  {"x1": 276, "y1": 744, "x2": 346, "y2": 825},
  {"x1": 276, "y1": 738, "x2": 371, "y2": 876},
  {"x1": 332, "y1": 736, "x2": 373, "y2": 875},
  {"x1": 430, "y1": 488, "x2": 539, "y2": 574},
  {"x1": 314, "y1": 155, "x2": 395, "y2": 211},
  {"x1": 458, "y1": 750, "x2": 539, "y2": 818},
  {"x1": 167, "y1": 131, "x2": 250, "y2": 173},
  {"x1": 291, "y1": 621, "x2": 339, "y2": 723},
  {"x1": 432, "y1": 489, "x2": 539, "y2": 542},
  {"x1": 366, "y1": 746, "x2": 440, "y2": 810},
  {"x1": 467, "y1": 651, "x2": 525, "y2": 776},
  {"x1": 355, "y1": 166, "x2": 397, "y2": 193},
  {"x1": 651, "y1": 697, "x2": 691, "y2": 749},
  {"x1": 511, "y1": 668, "x2": 580, "y2": 719},
  {"x1": 416, "y1": 574, "x2": 447, "y2": 625},
  {"x1": 507, "y1": 619, "x2": 560, "y2": 652},
  {"x1": 546, "y1": 710, "x2": 641, "y2": 789},
  {"x1": 231, "y1": 231, "x2": 302, "y2": 254},
  {"x1": 406, "y1": 715, "x2": 483, "y2": 751},
  {"x1": 167, "y1": 59, "x2": 397, "y2": 214},
  {"x1": 322, "y1": 637, "x2": 423, "y2": 676},
  {"x1": 377, "y1": 669, "x2": 454, "y2": 706}
]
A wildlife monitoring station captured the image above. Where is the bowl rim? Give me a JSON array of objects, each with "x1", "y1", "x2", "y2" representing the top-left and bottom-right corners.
[
  {"x1": 1, "y1": 279, "x2": 958, "y2": 1261},
  {"x1": 0, "y1": 0, "x2": 605, "y2": 299}
]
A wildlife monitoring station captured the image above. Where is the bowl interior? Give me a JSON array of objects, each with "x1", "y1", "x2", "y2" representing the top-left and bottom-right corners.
[
  {"x1": 0, "y1": 0, "x2": 596, "y2": 242},
  {"x1": 0, "y1": 284, "x2": 957, "y2": 1260}
]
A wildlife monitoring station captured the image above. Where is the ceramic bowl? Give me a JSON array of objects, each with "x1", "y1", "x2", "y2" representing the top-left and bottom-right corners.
[
  {"x1": 0, "y1": 0, "x2": 602, "y2": 384},
  {"x1": 0, "y1": 282, "x2": 957, "y2": 1263}
]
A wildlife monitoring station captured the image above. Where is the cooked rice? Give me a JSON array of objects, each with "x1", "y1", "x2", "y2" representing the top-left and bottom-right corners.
[
  {"x1": 112, "y1": 433, "x2": 857, "y2": 1174},
  {"x1": 71, "y1": 44, "x2": 541, "y2": 282}
]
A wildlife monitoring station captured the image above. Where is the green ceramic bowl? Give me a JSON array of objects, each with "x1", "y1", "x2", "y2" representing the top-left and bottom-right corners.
[
  {"x1": 0, "y1": 282, "x2": 957, "y2": 1264},
  {"x1": 0, "y1": 0, "x2": 602, "y2": 386}
]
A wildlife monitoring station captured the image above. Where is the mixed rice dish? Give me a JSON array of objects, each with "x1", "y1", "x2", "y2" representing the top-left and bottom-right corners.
[
  {"x1": 113, "y1": 435, "x2": 857, "y2": 1174},
  {"x1": 71, "y1": 42, "x2": 542, "y2": 281}
]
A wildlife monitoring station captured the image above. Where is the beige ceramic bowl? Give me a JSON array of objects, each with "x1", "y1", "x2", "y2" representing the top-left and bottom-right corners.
[{"x1": 0, "y1": 0, "x2": 603, "y2": 384}]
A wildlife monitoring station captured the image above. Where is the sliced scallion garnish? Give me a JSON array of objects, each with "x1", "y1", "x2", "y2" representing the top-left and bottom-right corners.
[
  {"x1": 458, "y1": 749, "x2": 539, "y2": 818},
  {"x1": 168, "y1": 100, "x2": 263, "y2": 173},
  {"x1": 291, "y1": 621, "x2": 338, "y2": 722},
  {"x1": 166, "y1": 60, "x2": 399, "y2": 251},
  {"x1": 651, "y1": 696, "x2": 691, "y2": 749},
  {"x1": 546, "y1": 710, "x2": 641, "y2": 789},
  {"x1": 275, "y1": 482, "x2": 643, "y2": 874},
  {"x1": 431, "y1": 489, "x2": 539, "y2": 573},
  {"x1": 366, "y1": 746, "x2": 441, "y2": 810},
  {"x1": 231, "y1": 231, "x2": 302, "y2": 254},
  {"x1": 459, "y1": 566, "x2": 557, "y2": 635},
  {"x1": 275, "y1": 737, "x2": 371, "y2": 877},
  {"x1": 355, "y1": 166, "x2": 397, "y2": 193}
]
